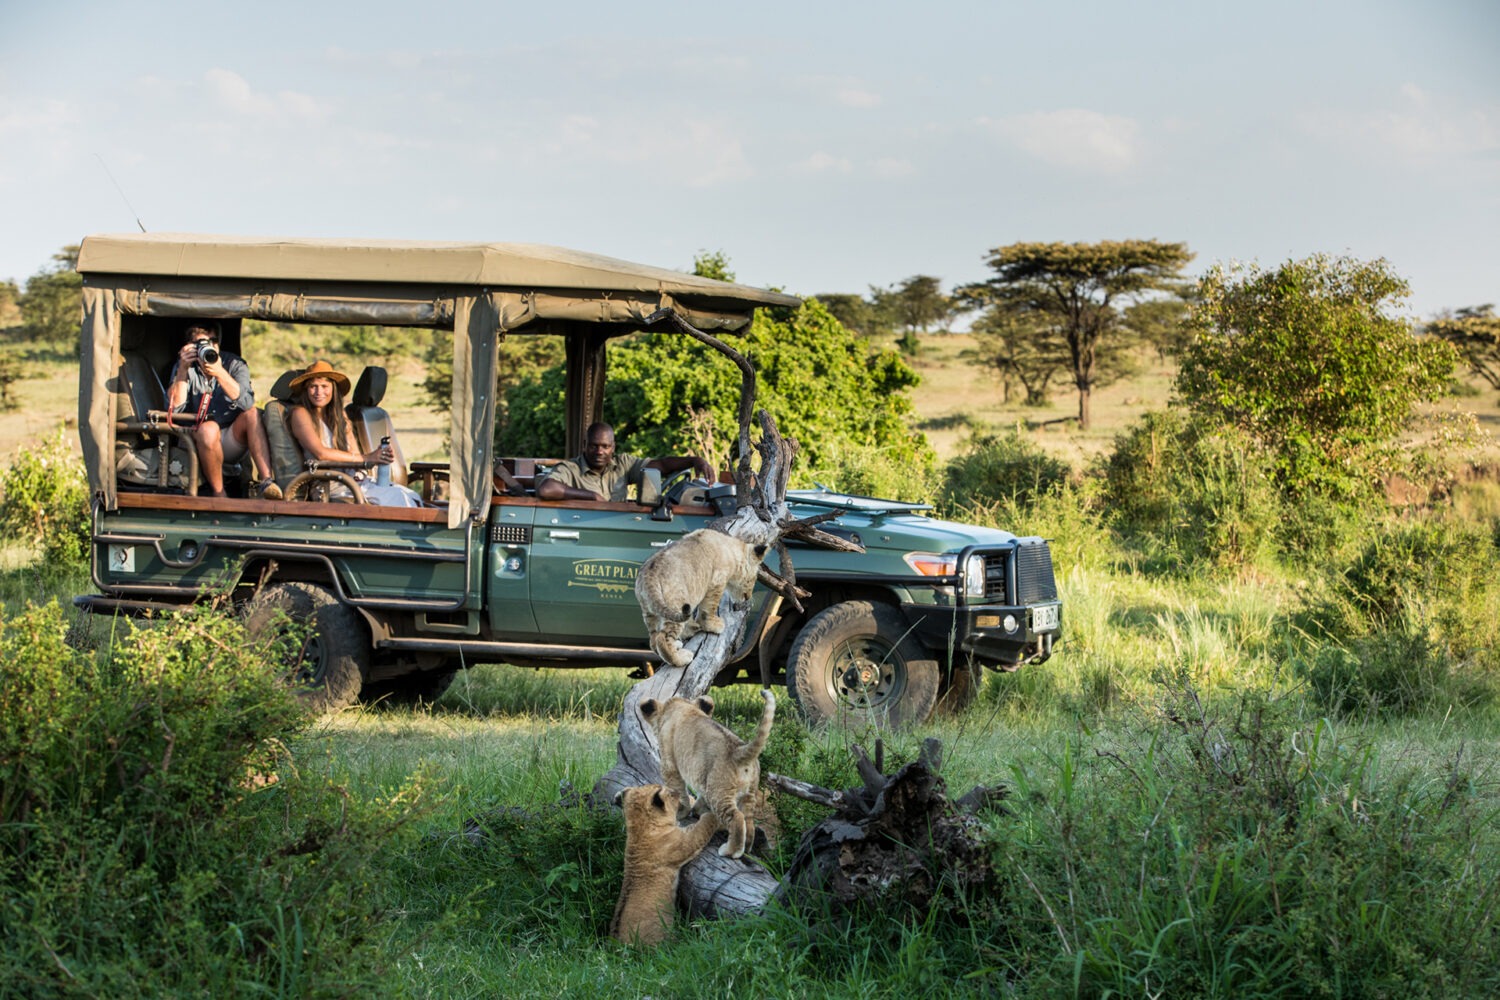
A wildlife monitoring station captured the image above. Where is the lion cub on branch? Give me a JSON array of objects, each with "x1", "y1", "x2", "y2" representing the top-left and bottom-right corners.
[
  {"x1": 609, "y1": 784, "x2": 720, "y2": 947},
  {"x1": 639, "y1": 688, "x2": 775, "y2": 859},
  {"x1": 636, "y1": 528, "x2": 768, "y2": 669}
]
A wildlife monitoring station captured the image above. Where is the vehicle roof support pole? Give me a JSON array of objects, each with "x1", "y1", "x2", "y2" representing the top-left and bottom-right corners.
[{"x1": 564, "y1": 327, "x2": 608, "y2": 458}]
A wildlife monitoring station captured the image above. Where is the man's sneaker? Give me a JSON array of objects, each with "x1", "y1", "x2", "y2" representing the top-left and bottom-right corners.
[{"x1": 254, "y1": 479, "x2": 284, "y2": 501}]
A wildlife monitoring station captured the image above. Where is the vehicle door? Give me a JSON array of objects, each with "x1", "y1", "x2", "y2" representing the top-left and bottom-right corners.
[
  {"x1": 485, "y1": 498, "x2": 542, "y2": 637},
  {"x1": 528, "y1": 501, "x2": 713, "y2": 644}
]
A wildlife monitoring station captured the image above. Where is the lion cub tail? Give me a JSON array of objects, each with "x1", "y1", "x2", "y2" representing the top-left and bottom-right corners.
[{"x1": 736, "y1": 688, "x2": 776, "y2": 763}]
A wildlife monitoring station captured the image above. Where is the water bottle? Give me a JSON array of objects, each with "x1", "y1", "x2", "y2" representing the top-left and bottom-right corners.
[{"x1": 376, "y1": 436, "x2": 392, "y2": 487}]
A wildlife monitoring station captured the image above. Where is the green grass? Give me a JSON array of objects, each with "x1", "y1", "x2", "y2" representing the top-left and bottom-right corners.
[
  {"x1": 7, "y1": 336, "x2": 1500, "y2": 995},
  {"x1": 7, "y1": 525, "x2": 1500, "y2": 997}
]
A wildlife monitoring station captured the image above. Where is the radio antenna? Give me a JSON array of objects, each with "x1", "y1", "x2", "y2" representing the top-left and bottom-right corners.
[{"x1": 94, "y1": 154, "x2": 147, "y2": 232}]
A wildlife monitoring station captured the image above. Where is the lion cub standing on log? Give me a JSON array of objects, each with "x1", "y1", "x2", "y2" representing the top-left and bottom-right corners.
[
  {"x1": 639, "y1": 688, "x2": 775, "y2": 859},
  {"x1": 636, "y1": 528, "x2": 768, "y2": 669},
  {"x1": 609, "y1": 784, "x2": 720, "y2": 947}
]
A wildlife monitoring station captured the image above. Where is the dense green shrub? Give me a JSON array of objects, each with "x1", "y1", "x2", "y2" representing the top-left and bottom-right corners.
[
  {"x1": 0, "y1": 604, "x2": 430, "y2": 996},
  {"x1": 1300, "y1": 623, "x2": 1494, "y2": 717},
  {"x1": 1295, "y1": 516, "x2": 1500, "y2": 714},
  {"x1": 1176, "y1": 254, "x2": 1456, "y2": 501},
  {"x1": 503, "y1": 299, "x2": 935, "y2": 476},
  {"x1": 0, "y1": 430, "x2": 90, "y2": 566},
  {"x1": 940, "y1": 426, "x2": 1070, "y2": 511},
  {"x1": 1332, "y1": 516, "x2": 1495, "y2": 629},
  {"x1": 1103, "y1": 409, "x2": 1283, "y2": 569},
  {"x1": 801, "y1": 439, "x2": 940, "y2": 504}
]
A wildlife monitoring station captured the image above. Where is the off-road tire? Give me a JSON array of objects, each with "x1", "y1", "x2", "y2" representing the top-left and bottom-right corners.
[
  {"x1": 244, "y1": 581, "x2": 368, "y2": 713},
  {"x1": 786, "y1": 600, "x2": 939, "y2": 728}
]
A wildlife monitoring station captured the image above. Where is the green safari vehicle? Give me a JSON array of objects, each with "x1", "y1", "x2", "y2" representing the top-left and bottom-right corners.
[{"x1": 74, "y1": 233, "x2": 1061, "y2": 725}]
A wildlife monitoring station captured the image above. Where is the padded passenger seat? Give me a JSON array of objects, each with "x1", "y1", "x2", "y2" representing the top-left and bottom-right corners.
[{"x1": 345, "y1": 366, "x2": 409, "y2": 486}]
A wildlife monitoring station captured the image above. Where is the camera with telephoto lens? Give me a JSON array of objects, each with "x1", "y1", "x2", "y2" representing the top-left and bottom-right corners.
[{"x1": 194, "y1": 339, "x2": 220, "y2": 366}]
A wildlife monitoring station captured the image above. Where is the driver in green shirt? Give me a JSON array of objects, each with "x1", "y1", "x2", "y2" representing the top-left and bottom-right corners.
[{"x1": 536, "y1": 422, "x2": 713, "y2": 502}]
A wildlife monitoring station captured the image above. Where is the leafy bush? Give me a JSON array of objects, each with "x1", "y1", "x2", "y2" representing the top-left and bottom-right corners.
[
  {"x1": 1176, "y1": 254, "x2": 1456, "y2": 500},
  {"x1": 1296, "y1": 516, "x2": 1500, "y2": 714},
  {"x1": 801, "y1": 439, "x2": 940, "y2": 504},
  {"x1": 940, "y1": 426, "x2": 1071, "y2": 511},
  {"x1": 0, "y1": 429, "x2": 90, "y2": 566},
  {"x1": 503, "y1": 299, "x2": 935, "y2": 474},
  {"x1": 1103, "y1": 409, "x2": 1283, "y2": 569},
  {"x1": 0, "y1": 603, "x2": 430, "y2": 996}
]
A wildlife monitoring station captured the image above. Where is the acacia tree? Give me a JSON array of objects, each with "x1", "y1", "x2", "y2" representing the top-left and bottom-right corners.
[
  {"x1": 968, "y1": 308, "x2": 1069, "y2": 405},
  {"x1": 890, "y1": 275, "x2": 952, "y2": 353},
  {"x1": 18, "y1": 246, "x2": 82, "y2": 347},
  {"x1": 959, "y1": 240, "x2": 1193, "y2": 429},
  {"x1": 812, "y1": 292, "x2": 893, "y2": 340},
  {"x1": 1426, "y1": 305, "x2": 1500, "y2": 397},
  {"x1": 1175, "y1": 254, "x2": 1456, "y2": 496}
]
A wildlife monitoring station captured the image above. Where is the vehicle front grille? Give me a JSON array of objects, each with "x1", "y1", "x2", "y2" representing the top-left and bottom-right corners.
[{"x1": 1015, "y1": 540, "x2": 1057, "y2": 604}]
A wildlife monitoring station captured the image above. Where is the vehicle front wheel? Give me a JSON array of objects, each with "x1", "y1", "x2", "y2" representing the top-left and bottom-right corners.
[
  {"x1": 243, "y1": 581, "x2": 369, "y2": 713},
  {"x1": 786, "y1": 601, "x2": 939, "y2": 728}
]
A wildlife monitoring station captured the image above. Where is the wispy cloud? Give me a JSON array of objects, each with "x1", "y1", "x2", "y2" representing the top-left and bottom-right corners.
[
  {"x1": 0, "y1": 98, "x2": 76, "y2": 138},
  {"x1": 1301, "y1": 84, "x2": 1499, "y2": 161},
  {"x1": 798, "y1": 151, "x2": 854, "y2": 174},
  {"x1": 204, "y1": 69, "x2": 330, "y2": 121},
  {"x1": 836, "y1": 87, "x2": 881, "y2": 109},
  {"x1": 534, "y1": 114, "x2": 753, "y2": 187},
  {"x1": 873, "y1": 157, "x2": 915, "y2": 178},
  {"x1": 979, "y1": 109, "x2": 1144, "y2": 173}
]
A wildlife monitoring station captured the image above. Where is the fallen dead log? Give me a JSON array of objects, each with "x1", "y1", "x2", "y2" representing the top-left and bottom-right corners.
[{"x1": 767, "y1": 737, "x2": 1008, "y2": 914}]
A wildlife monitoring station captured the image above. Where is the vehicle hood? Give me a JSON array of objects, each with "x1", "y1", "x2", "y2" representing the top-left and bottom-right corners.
[{"x1": 785, "y1": 489, "x2": 1024, "y2": 551}]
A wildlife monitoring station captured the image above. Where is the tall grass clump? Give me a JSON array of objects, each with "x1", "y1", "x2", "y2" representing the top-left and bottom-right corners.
[
  {"x1": 994, "y1": 691, "x2": 1500, "y2": 998},
  {"x1": 0, "y1": 603, "x2": 431, "y2": 997},
  {"x1": 1103, "y1": 409, "x2": 1283, "y2": 572},
  {"x1": 1298, "y1": 515, "x2": 1500, "y2": 716}
]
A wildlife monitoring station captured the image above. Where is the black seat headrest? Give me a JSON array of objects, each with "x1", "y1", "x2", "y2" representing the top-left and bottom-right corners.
[
  {"x1": 352, "y1": 367, "x2": 387, "y2": 407},
  {"x1": 269, "y1": 369, "x2": 300, "y2": 402}
]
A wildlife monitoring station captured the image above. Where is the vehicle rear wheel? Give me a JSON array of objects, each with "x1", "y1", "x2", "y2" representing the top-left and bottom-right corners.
[
  {"x1": 243, "y1": 581, "x2": 368, "y2": 713},
  {"x1": 360, "y1": 670, "x2": 457, "y2": 708},
  {"x1": 786, "y1": 601, "x2": 939, "y2": 728}
]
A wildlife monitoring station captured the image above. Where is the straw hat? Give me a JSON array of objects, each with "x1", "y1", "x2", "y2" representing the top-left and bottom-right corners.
[{"x1": 289, "y1": 359, "x2": 351, "y2": 395}]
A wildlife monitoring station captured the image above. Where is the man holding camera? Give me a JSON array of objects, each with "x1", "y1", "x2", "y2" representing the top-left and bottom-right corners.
[{"x1": 166, "y1": 322, "x2": 282, "y2": 500}]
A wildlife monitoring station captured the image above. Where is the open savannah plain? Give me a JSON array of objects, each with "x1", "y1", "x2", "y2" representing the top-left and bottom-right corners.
[{"x1": 1, "y1": 273, "x2": 1498, "y2": 998}]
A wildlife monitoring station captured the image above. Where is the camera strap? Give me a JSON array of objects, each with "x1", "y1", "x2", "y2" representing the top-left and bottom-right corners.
[{"x1": 195, "y1": 382, "x2": 214, "y2": 425}]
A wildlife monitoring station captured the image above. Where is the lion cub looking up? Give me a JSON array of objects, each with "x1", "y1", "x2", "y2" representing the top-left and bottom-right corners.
[
  {"x1": 636, "y1": 528, "x2": 768, "y2": 669},
  {"x1": 639, "y1": 688, "x2": 775, "y2": 859},
  {"x1": 609, "y1": 784, "x2": 720, "y2": 947}
]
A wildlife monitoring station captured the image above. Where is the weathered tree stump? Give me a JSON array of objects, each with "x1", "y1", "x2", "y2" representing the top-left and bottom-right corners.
[{"x1": 767, "y1": 738, "x2": 1008, "y2": 914}]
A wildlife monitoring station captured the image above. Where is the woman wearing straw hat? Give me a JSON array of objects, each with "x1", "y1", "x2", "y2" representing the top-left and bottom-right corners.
[{"x1": 286, "y1": 359, "x2": 422, "y2": 507}]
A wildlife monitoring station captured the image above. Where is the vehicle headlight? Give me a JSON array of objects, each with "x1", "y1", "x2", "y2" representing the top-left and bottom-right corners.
[
  {"x1": 903, "y1": 552, "x2": 957, "y2": 577},
  {"x1": 963, "y1": 554, "x2": 986, "y2": 598}
]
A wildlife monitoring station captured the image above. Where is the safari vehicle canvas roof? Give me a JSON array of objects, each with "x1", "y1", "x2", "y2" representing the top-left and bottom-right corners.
[{"x1": 77, "y1": 233, "x2": 800, "y2": 527}]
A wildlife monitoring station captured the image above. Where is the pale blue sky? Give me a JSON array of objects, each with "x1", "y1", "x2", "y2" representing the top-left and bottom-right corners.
[{"x1": 2, "y1": 0, "x2": 1496, "y2": 318}]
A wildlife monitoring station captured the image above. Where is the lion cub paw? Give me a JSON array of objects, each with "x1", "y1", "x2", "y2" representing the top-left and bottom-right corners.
[{"x1": 700, "y1": 613, "x2": 725, "y2": 635}]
